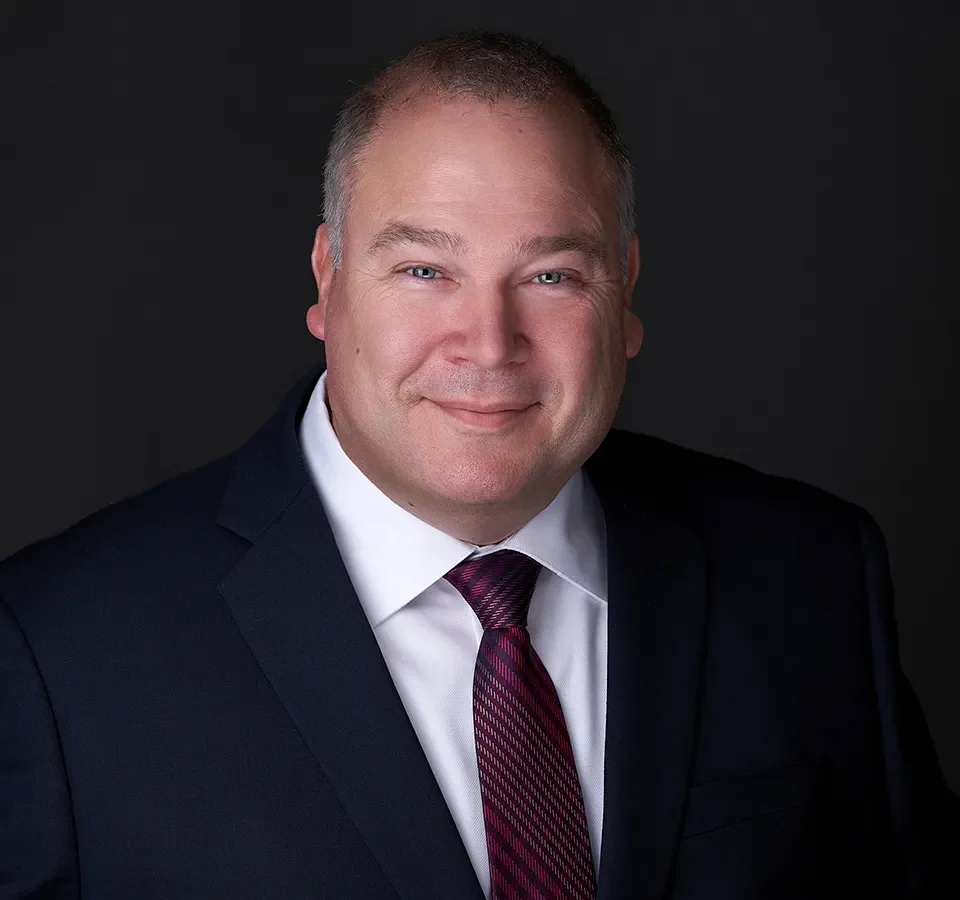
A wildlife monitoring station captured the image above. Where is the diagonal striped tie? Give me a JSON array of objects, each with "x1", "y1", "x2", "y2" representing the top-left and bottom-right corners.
[{"x1": 445, "y1": 549, "x2": 597, "y2": 900}]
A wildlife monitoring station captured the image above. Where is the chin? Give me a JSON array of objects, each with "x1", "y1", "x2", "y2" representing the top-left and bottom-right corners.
[{"x1": 419, "y1": 454, "x2": 539, "y2": 508}]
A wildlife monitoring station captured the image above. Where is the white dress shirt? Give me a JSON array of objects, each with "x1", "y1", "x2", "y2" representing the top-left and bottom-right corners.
[{"x1": 298, "y1": 372, "x2": 608, "y2": 896}]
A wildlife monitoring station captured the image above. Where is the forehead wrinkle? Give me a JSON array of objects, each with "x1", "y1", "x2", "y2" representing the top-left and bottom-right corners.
[{"x1": 366, "y1": 220, "x2": 468, "y2": 257}]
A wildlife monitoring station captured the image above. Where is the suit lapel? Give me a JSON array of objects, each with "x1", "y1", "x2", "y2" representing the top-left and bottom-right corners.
[
  {"x1": 216, "y1": 368, "x2": 483, "y2": 900},
  {"x1": 587, "y1": 447, "x2": 708, "y2": 900}
]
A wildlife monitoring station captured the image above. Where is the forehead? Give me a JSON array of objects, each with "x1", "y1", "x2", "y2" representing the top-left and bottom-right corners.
[{"x1": 346, "y1": 97, "x2": 618, "y2": 241}]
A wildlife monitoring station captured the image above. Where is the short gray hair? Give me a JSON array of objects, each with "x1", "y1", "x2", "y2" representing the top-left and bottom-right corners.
[{"x1": 322, "y1": 31, "x2": 635, "y2": 275}]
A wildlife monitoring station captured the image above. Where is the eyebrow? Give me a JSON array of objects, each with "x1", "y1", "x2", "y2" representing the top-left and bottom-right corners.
[
  {"x1": 511, "y1": 233, "x2": 609, "y2": 268},
  {"x1": 366, "y1": 221, "x2": 467, "y2": 257},
  {"x1": 366, "y1": 219, "x2": 609, "y2": 268}
]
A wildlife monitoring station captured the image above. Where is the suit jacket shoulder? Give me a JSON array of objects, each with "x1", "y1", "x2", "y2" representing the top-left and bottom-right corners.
[
  {"x1": 0, "y1": 454, "x2": 242, "y2": 619},
  {"x1": 589, "y1": 426, "x2": 874, "y2": 551}
]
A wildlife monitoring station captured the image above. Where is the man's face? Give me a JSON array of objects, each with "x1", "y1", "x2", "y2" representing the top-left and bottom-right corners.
[{"x1": 308, "y1": 97, "x2": 642, "y2": 532}]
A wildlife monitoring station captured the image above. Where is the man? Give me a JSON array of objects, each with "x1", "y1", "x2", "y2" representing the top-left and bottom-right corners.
[{"x1": 0, "y1": 30, "x2": 955, "y2": 900}]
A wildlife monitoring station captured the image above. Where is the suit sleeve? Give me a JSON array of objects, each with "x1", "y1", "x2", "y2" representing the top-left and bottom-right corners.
[
  {"x1": 857, "y1": 512, "x2": 960, "y2": 898},
  {"x1": 0, "y1": 596, "x2": 79, "y2": 898}
]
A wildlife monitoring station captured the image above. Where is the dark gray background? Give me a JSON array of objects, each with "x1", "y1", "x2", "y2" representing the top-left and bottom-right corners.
[{"x1": 2, "y1": 0, "x2": 957, "y2": 790}]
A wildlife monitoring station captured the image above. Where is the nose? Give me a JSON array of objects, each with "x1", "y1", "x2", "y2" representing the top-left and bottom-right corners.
[{"x1": 447, "y1": 285, "x2": 530, "y2": 370}]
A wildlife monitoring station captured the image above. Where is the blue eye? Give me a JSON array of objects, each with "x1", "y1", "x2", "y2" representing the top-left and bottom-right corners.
[
  {"x1": 533, "y1": 271, "x2": 564, "y2": 285},
  {"x1": 407, "y1": 265, "x2": 438, "y2": 279}
]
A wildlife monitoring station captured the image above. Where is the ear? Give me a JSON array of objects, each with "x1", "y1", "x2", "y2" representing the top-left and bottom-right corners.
[
  {"x1": 306, "y1": 223, "x2": 335, "y2": 341},
  {"x1": 622, "y1": 233, "x2": 644, "y2": 358}
]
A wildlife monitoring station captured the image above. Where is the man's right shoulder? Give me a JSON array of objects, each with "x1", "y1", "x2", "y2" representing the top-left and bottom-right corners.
[{"x1": 0, "y1": 452, "x2": 247, "y2": 623}]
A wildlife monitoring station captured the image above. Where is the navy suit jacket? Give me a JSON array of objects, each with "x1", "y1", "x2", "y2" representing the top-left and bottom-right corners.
[{"x1": 1, "y1": 366, "x2": 956, "y2": 899}]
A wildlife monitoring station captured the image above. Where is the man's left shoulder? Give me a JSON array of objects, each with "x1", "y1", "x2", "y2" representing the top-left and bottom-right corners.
[{"x1": 590, "y1": 427, "x2": 879, "y2": 552}]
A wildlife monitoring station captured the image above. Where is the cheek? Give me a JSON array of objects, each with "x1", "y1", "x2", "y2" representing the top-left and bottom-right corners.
[
  {"x1": 538, "y1": 301, "x2": 620, "y2": 377},
  {"x1": 368, "y1": 311, "x2": 440, "y2": 382},
  {"x1": 328, "y1": 287, "x2": 437, "y2": 383},
  {"x1": 538, "y1": 303, "x2": 627, "y2": 436}
]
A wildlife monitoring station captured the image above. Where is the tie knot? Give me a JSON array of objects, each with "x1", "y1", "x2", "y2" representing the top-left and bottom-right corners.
[{"x1": 444, "y1": 549, "x2": 542, "y2": 630}]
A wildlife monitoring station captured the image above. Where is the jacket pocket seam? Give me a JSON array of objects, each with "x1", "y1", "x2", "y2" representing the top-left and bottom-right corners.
[{"x1": 681, "y1": 801, "x2": 809, "y2": 841}]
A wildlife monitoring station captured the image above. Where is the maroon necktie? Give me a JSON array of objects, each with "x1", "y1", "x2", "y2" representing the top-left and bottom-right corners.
[{"x1": 445, "y1": 550, "x2": 597, "y2": 899}]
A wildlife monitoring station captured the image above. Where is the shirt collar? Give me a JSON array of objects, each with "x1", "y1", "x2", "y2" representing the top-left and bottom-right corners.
[{"x1": 299, "y1": 372, "x2": 607, "y2": 627}]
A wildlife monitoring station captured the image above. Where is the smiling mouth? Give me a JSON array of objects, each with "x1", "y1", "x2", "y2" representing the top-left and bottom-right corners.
[{"x1": 429, "y1": 400, "x2": 533, "y2": 429}]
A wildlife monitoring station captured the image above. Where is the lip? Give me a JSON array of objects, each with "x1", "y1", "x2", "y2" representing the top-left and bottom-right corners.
[
  {"x1": 430, "y1": 399, "x2": 533, "y2": 429},
  {"x1": 432, "y1": 400, "x2": 530, "y2": 414}
]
